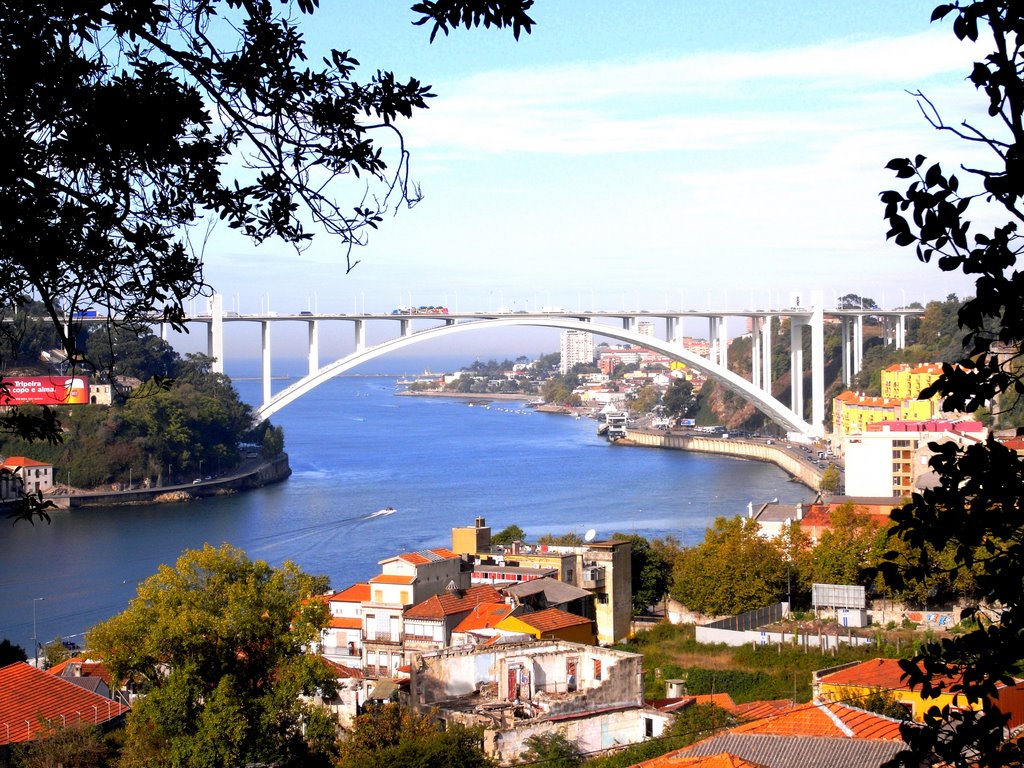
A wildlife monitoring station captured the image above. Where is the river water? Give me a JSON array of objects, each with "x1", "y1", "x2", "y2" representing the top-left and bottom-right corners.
[{"x1": 0, "y1": 358, "x2": 814, "y2": 656}]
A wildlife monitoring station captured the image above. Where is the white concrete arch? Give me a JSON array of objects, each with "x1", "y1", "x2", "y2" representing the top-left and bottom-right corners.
[{"x1": 253, "y1": 317, "x2": 816, "y2": 436}]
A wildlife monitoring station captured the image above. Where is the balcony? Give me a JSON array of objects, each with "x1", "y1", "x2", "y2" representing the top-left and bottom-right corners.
[
  {"x1": 581, "y1": 567, "x2": 606, "y2": 590},
  {"x1": 364, "y1": 631, "x2": 401, "y2": 645}
]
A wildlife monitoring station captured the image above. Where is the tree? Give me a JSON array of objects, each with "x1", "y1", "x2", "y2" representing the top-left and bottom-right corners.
[
  {"x1": 10, "y1": 724, "x2": 110, "y2": 768},
  {"x1": 662, "y1": 378, "x2": 696, "y2": 422},
  {"x1": 613, "y1": 533, "x2": 670, "y2": 614},
  {"x1": 0, "y1": 0, "x2": 536, "y2": 521},
  {"x1": 836, "y1": 294, "x2": 880, "y2": 310},
  {"x1": 628, "y1": 384, "x2": 658, "y2": 415},
  {"x1": 337, "y1": 703, "x2": 493, "y2": 768},
  {"x1": 492, "y1": 524, "x2": 526, "y2": 545},
  {"x1": 518, "y1": 732, "x2": 582, "y2": 768},
  {"x1": 671, "y1": 517, "x2": 787, "y2": 616},
  {"x1": 878, "y1": 2, "x2": 1024, "y2": 765},
  {"x1": 88, "y1": 544, "x2": 335, "y2": 768},
  {"x1": 818, "y1": 464, "x2": 840, "y2": 494},
  {"x1": 41, "y1": 636, "x2": 71, "y2": 669},
  {"x1": 0, "y1": 638, "x2": 27, "y2": 666}
]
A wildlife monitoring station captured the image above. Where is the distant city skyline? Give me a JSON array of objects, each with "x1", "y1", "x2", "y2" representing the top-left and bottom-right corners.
[{"x1": 177, "y1": 1, "x2": 986, "y2": 359}]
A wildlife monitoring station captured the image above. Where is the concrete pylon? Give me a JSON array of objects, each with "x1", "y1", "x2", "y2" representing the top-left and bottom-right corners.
[{"x1": 208, "y1": 293, "x2": 224, "y2": 374}]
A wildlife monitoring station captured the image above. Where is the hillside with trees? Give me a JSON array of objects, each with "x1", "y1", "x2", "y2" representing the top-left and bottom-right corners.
[{"x1": 0, "y1": 323, "x2": 282, "y2": 491}]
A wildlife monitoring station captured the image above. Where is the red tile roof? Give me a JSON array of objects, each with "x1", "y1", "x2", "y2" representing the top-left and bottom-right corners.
[
  {"x1": 0, "y1": 456, "x2": 51, "y2": 469},
  {"x1": 726, "y1": 698, "x2": 905, "y2": 742},
  {"x1": 46, "y1": 658, "x2": 112, "y2": 687},
  {"x1": 327, "y1": 616, "x2": 362, "y2": 630},
  {"x1": 690, "y1": 693, "x2": 738, "y2": 712},
  {"x1": 369, "y1": 574, "x2": 416, "y2": 585},
  {"x1": 634, "y1": 750, "x2": 767, "y2": 768},
  {"x1": 453, "y1": 602, "x2": 516, "y2": 632},
  {"x1": 330, "y1": 583, "x2": 370, "y2": 603},
  {"x1": 733, "y1": 699, "x2": 796, "y2": 721},
  {"x1": 0, "y1": 662, "x2": 130, "y2": 745},
  {"x1": 817, "y1": 658, "x2": 956, "y2": 691},
  {"x1": 393, "y1": 548, "x2": 459, "y2": 566},
  {"x1": 515, "y1": 608, "x2": 592, "y2": 633},
  {"x1": 404, "y1": 585, "x2": 502, "y2": 619}
]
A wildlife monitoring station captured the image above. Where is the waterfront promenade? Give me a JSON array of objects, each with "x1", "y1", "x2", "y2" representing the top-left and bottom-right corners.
[
  {"x1": 624, "y1": 428, "x2": 824, "y2": 490},
  {"x1": 44, "y1": 454, "x2": 292, "y2": 509}
]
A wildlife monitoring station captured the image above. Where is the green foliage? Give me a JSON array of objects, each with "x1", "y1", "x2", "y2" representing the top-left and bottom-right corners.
[
  {"x1": 819, "y1": 464, "x2": 840, "y2": 494},
  {"x1": 41, "y1": 636, "x2": 71, "y2": 669},
  {"x1": 662, "y1": 378, "x2": 697, "y2": 422},
  {"x1": 671, "y1": 517, "x2": 786, "y2": 616},
  {"x1": 860, "y1": 688, "x2": 912, "y2": 721},
  {"x1": 538, "y1": 531, "x2": 585, "y2": 546},
  {"x1": 492, "y1": 524, "x2": 526, "y2": 545},
  {"x1": 338, "y1": 704, "x2": 493, "y2": 768},
  {"x1": 0, "y1": 638, "x2": 27, "y2": 666},
  {"x1": 88, "y1": 544, "x2": 334, "y2": 768},
  {"x1": 612, "y1": 533, "x2": 672, "y2": 614},
  {"x1": 10, "y1": 723, "x2": 110, "y2": 768},
  {"x1": 628, "y1": 384, "x2": 658, "y2": 415},
  {"x1": 878, "y1": 3, "x2": 1024, "y2": 765},
  {"x1": 519, "y1": 731, "x2": 583, "y2": 767}
]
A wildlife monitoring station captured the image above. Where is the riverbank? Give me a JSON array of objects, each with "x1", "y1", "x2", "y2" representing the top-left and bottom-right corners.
[
  {"x1": 395, "y1": 389, "x2": 535, "y2": 402},
  {"x1": 44, "y1": 454, "x2": 292, "y2": 509},
  {"x1": 623, "y1": 428, "x2": 822, "y2": 491}
]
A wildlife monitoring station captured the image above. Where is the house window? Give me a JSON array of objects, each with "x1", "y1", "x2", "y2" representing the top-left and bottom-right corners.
[
  {"x1": 593, "y1": 659, "x2": 602, "y2": 681},
  {"x1": 644, "y1": 717, "x2": 654, "y2": 738},
  {"x1": 597, "y1": 593, "x2": 609, "y2": 604}
]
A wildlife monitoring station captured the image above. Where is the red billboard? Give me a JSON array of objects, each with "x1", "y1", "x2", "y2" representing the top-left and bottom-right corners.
[{"x1": 2, "y1": 376, "x2": 89, "y2": 405}]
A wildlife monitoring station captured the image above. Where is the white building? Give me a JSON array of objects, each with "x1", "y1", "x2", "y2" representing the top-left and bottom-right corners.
[{"x1": 560, "y1": 330, "x2": 594, "y2": 374}]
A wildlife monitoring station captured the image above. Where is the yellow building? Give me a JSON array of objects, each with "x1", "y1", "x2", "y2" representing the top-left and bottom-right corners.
[
  {"x1": 497, "y1": 608, "x2": 596, "y2": 644},
  {"x1": 814, "y1": 658, "x2": 1024, "y2": 727},
  {"x1": 880, "y1": 363, "x2": 943, "y2": 401},
  {"x1": 451, "y1": 518, "x2": 633, "y2": 644}
]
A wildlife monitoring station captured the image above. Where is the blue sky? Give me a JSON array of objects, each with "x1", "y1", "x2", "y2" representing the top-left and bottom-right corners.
[{"x1": 173, "y1": 1, "x2": 992, "y2": 362}]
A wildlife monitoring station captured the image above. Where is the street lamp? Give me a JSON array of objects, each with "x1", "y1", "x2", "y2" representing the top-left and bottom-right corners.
[
  {"x1": 198, "y1": 459, "x2": 203, "y2": 479},
  {"x1": 32, "y1": 597, "x2": 45, "y2": 668}
]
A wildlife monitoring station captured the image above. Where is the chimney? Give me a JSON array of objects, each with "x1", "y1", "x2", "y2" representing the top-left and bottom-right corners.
[
  {"x1": 796, "y1": 503, "x2": 803, "y2": 520},
  {"x1": 747, "y1": 502, "x2": 753, "y2": 518}
]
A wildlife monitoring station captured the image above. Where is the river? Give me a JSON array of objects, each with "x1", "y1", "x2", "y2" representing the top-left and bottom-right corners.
[{"x1": 0, "y1": 358, "x2": 814, "y2": 657}]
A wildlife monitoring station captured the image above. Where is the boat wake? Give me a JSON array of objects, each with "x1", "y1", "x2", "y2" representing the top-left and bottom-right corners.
[{"x1": 366, "y1": 507, "x2": 396, "y2": 519}]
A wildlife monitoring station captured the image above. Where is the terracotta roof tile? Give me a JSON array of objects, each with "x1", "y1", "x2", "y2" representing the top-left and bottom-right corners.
[
  {"x1": 454, "y1": 602, "x2": 516, "y2": 632},
  {"x1": 635, "y1": 752, "x2": 768, "y2": 768},
  {"x1": 369, "y1": 574, "x2": 416, "y2": 585},
  {"x1": 690, "y1": 693, "x2": 738, "y2": 712},
  {"x1": 0, "y1": 662, "x2": 130, "y2": 745},
  {"x1": 0, "y1": 456, "x2": 51, "y2": 468},
  {"x1": 46, "y1": 658, "x2": 112, "y2": 687},
  {"x1": 515, "y1": 607, "x2": 592, "y2": 633},
  {"x1": 330, "y1": 583, "x2": 370, "y2": 602},
  {"x1": 328, "y1": 616, "x2": 362, "y2": 630},
  {"x1": 817, "y1": 658, "x2": 956, "y2": 691},
  {"x1": 404, "y1": 585, "x2": 503, "y2": 619}
]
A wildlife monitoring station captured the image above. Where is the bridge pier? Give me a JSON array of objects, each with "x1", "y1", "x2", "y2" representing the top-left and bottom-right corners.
[
  {"x1": 307, "y1": 319, "x2": 319, "y2": 376},
  {"x1": 810, "y1": 297, "x2": 825, "y2": 432},
  {"x1": 208, "y1": 293, "x2": 224, "y2": 374},
  {"x1": 261, "y1": 320, "x2": 272, "y2": 407},
  {"x1": 354, "y1": 319, "x2": 365, "y2": 352},
  {"x1": 400, "y1": 318, "x2": 411, "y2": 337},
  {"x1": 751, "y1": 317, "x2": 762, "y2": 390},
  {"x1": 790, "y1": 320, "x2": 804, "y2": 420},
  {"x1": 760, "y1": 315, "x2": 773, "y2": 393}
]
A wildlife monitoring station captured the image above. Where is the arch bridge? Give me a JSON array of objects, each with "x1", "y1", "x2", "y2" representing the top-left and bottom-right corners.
[{"x1": 177, "y1": 292, "x2": 920, "y2": 438}]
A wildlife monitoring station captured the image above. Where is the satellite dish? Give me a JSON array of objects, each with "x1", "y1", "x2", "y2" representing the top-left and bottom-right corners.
[{"x1": 584, "y1": 529, "x2": 597, "y2": 542}]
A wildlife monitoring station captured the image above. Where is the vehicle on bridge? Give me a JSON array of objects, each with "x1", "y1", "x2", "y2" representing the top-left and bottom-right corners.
[{"x1": 391, "y1": 306, "x2": 449, "y2": 315}]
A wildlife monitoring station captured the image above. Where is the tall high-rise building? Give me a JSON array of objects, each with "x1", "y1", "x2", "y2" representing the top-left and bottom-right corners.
[
  {"x1": 560, "y1": 329, "x2": 594, "y2": 374},
  {"x1": 636, "y1": 320, "x2": 655, "y2": 337}
]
